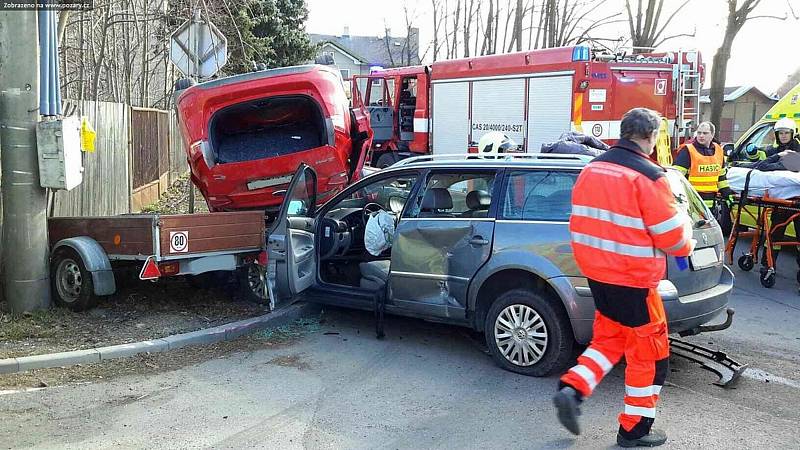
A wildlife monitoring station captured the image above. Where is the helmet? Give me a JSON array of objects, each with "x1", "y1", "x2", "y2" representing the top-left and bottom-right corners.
[
  {"x1": 745, "y1": 143, "x2": 760, "y2": 160},
  {"x1": 477, "y1": 131, "x2": 518, "y2": 156},
  {"x1": 774, "y1": 117, "x2": 797, "y2": 134}
]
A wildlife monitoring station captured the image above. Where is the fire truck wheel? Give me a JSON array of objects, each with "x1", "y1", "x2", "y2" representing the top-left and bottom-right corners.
[
  {"x1": 51, "y1": 247, "x2": 98, "y2": 312},
  {"x1": 376, "y1": 153, "x2": 399, "y2": 168},
  {"x1": 238, "y1": 263, "x2": 269, "y2": 304},
  {"x1": 484, "y1": 288, "x2": 574, "y2": 377}
]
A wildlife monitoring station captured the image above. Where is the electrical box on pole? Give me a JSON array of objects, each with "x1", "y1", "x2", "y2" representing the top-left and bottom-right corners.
[{"x1": 36, "y1": 117, "x2": 84, "y2": 191}]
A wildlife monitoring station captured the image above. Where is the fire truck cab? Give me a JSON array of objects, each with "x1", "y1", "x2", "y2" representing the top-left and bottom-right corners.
[{"x1": 356, "y1": 45, "x2": 703, "y2": 166}]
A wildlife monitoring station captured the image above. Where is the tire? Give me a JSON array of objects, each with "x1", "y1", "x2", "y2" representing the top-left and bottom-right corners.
[
  {"x1": 484, "y1": 288, "x2": 574, "y2": 377},
  {"x1": 737, "y1": 254, "x2": 754, "y2": 272},
  {"x1": 760, "y1": 272, "x2": 776, "y2": 288},
  {"x1": 51, "y1": 248, "x2": 98, "y2": 311},
  {"x1": 375, "y1": 152, "x2": 399, "y2": 168},
  {"x1": 237, "y1": 263, "x2": 269, "y2": 304}
]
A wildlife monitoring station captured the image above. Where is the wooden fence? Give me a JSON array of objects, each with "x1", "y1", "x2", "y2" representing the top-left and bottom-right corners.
[{"x1": 52, "y1": 100, "x2": 186, "y2": 217}]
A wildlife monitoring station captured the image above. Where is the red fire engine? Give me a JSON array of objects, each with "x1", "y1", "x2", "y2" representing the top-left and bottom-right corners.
[{"x1": 354, "y1": 45, "x2": 703, "y2": 166}]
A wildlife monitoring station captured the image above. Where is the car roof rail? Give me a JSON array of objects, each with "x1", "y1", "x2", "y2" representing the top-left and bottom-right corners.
[{"x1": 390, "y1": 153, "x2": 594, "y2": 167}]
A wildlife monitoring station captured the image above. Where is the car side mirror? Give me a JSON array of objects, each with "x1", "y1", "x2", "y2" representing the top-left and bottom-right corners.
[{"x1": 722, "y1": 143, "x2": 735, "y2": 158}]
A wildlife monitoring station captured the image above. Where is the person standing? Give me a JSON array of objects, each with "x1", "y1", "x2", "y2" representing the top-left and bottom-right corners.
[
  {"x1": 553, "y1": 108, "x2": 695, "y2": 448},
  {"x1": 673, "y1": 121, "x2": 734, "y2": 209}
]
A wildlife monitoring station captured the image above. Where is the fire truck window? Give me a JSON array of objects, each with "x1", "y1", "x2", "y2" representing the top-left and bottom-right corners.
[
  {"x1": 501, "y1": 170, "x2": 578, "y2": 221},
  {"x1": 386, "y1": 79, "x2": 396, "y2": 107}
]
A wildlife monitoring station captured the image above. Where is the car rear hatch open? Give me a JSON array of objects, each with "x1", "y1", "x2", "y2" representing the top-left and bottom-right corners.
[{"x1": 176, "y1": 65, "x2": 350, "y2": 212}]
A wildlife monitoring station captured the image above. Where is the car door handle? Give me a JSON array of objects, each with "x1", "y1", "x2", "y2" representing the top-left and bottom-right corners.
[{"x1": 469, "y1": 237, "x2": 489, "y2": 246}]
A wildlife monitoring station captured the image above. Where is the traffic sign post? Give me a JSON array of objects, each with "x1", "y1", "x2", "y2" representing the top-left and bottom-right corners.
[{"x1": 169, "y1": 12, "x2": 228, "y2": 79}]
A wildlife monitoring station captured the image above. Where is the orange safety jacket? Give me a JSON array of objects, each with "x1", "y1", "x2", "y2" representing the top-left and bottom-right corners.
[
  {"x1": 570, "y1": 139, "x2": 694, "y2": 289},
  {"x1": 686, "y1": 143, "x2": 724, "y2": 195}
]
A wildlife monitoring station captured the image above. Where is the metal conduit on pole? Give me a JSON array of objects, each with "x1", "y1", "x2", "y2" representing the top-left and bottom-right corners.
[{"x1": 0, "y1": 10, "x2": 51, "y2": 313}]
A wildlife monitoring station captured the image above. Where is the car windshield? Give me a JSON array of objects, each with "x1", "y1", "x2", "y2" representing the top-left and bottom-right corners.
[{"x1": 665, "y1": 169, "x2": 710, "y2": 224}]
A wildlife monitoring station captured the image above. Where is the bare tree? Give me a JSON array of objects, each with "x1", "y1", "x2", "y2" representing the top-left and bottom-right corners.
[
  {"x1": 709, "y1": 0, "x2": 788, "y2": 130},
  {"x1": 507, "y1": 0, "x2": 525, "y2": 52},
  {"x1": 463, "y1": 0, "x2": 476, "y2": 57},
  {"x1": 624, "y1": 0, "x2": 694, "y2": 53},
  {"x1": 481, "y1": 0, "x2": 494, "y2": 55},
  {"x1": 532, "y1": 0, "x2": 621, "y2": 50},
  {"x1": 431, "y1": 0, "x2": 444, "y2": 61}
]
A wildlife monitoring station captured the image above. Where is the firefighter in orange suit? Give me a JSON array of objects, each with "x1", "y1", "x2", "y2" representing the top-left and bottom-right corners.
[
  {"x1": 673, "y1": 121, "x2": 734, "y2": 209},
  {"x1": 553, "y1": 108, "x2": 695, "y2": 448}
]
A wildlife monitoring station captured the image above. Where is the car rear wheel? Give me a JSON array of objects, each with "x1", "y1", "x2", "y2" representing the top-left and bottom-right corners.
[{"x1": 484, "y1": 288, "x2": 574, "y2": 377}]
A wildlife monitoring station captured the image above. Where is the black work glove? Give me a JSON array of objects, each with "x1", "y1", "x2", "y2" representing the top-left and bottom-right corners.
[{"x1": 718, "y1": 187, "x2": 735, "y2": 207}]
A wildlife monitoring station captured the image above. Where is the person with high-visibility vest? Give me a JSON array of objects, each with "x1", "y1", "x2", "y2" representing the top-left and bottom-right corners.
[
  {"x1": 672, "y1": 121, "x2": 734, "y2": 208},
  {"x1": 553, "y1": 108, "x2": 695, "y2": 448}
]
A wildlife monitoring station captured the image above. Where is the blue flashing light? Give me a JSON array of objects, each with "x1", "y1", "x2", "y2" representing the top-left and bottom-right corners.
[{"x1": 572, "y1": 46, "x2": 590, "y2": 62}]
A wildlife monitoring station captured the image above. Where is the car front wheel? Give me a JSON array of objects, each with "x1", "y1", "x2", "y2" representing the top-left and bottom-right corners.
[{"x1": 484, "y1": 288, "x2": 574, "y2": 377}]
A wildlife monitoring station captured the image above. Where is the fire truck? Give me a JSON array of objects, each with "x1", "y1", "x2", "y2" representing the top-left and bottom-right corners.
[{"x1": 353, "y1": 45, "x2": 703, "y2": 167}]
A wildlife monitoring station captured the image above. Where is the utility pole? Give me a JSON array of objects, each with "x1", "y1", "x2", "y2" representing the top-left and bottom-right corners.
[{"x1": 0, "y1": 11, "x2": 51, "y2": 313}]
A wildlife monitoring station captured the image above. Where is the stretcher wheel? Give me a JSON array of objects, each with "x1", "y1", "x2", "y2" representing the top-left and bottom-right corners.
[
  {"x1": 737, "y1": 255, "x2": 754, "y2": 272},
  {"x1": 760, "y1": 272, "x2": 776, "y2": 288}
]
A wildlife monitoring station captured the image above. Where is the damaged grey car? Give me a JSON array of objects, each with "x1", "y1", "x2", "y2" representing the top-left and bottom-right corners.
[{"x1": 266, "y1": 155, "x2": 734, "y2": 377}]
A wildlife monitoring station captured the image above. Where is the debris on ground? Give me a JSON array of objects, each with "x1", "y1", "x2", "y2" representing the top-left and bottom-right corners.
[
  {"x1": 0, "y1": 276, "x2": 265, "y2": 359},
  {"x1": 140, "y1": 173, "x2": 209, "y2": 215},
  {"x1": 0, "y1": 312, "x2": 324, "y2": 390}
]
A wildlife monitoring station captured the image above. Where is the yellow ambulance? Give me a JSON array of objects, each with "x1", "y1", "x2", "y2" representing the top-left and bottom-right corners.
[{"x1": 724, "y1": 82, "x2": 800, "y2": 237}]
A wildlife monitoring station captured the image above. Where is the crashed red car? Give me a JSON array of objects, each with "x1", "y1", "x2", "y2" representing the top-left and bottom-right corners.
[{"x1": 175, "y1": 65, "x2": 372, "y2": 212}]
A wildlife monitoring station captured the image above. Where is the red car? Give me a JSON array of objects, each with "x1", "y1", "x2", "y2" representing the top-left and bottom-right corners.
[{"x1": 175, "y1": 65, "x2": 372, "y2": 212}]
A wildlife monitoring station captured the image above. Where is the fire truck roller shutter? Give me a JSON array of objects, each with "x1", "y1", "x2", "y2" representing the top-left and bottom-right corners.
[
  {"x1": 432, "y1": 81, "x2": 470, "y2": 154},
  {"x1": 527, "y1": 76, "x2": 573, "y2": 154},
  {"x1": 470, "y1": 78, "x2": 527, "y2": 151}
]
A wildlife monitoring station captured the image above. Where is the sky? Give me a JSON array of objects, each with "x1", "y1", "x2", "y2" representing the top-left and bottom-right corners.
[{"x1": 305, "y1": 0, "x2": 800, "y2": 95}]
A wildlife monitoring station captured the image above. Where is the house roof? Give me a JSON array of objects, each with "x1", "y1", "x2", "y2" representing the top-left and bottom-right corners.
[
  {"x1": 310, "y1": 33, "x2": 421, "y2": 68},
  {"x1": 699, "y1": 85, "x2": 778, "y2": 103}
]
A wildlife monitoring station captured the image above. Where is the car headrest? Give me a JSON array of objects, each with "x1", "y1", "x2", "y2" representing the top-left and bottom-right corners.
[
  {"x1": 389, "y1": 196, "x2": 405, "y2": 214},
  {"x1": 421, "y1": 188, "x2": 453, "y2": 211},
  {"x1": 466, "y1": 190, "x2": 491, "y2": 210}
]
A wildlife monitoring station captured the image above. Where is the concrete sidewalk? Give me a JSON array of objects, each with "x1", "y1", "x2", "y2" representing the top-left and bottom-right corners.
[{"x1": 0, "y1": 301, "x2": 320, "y2": 375}]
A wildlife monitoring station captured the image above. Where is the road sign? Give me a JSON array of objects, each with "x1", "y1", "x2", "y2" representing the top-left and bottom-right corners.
[{"x1": 169, "y1": 14, "x2": 228, "y2": 79}]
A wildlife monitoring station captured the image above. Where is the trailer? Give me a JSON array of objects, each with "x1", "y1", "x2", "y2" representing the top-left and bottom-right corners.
[
  {"x1": 47, "y1": 210, "x2": 269, "y2": 311},
  {"x1": 354, "y1": 45, "x2": 704, "y2": 166}
]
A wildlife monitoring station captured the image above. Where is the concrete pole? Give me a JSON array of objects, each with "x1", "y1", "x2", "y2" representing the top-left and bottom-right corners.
[{"x1": 0, "y1": 11, "x2": 51, "y2": 313}]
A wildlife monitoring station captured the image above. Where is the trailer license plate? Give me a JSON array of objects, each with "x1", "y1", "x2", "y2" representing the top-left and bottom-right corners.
[{"x1": 690, "y1": 247, "x2": 718, "y2": 270}]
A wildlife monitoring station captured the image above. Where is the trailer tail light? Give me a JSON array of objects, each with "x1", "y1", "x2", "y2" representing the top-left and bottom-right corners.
[
  {"x1": 158, "y1": 262, "x2": 180, "y2": 277},
  {"x1": 257, "y1": 250, "x2": 268, "y2": 266},
  {"x1": 139, "y1": 256, "x2": 161, "y2": 280}
]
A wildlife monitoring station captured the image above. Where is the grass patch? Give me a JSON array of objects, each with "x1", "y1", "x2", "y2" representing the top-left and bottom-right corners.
[
  {"x1": 0, "y1": 308, "x2": 74, "y2": 341},
  {"x1": 255, "y1": 316, "x2": 322, "y2": 345}
]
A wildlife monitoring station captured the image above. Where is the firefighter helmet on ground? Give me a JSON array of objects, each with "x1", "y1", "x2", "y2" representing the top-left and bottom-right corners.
[{"x1": 478, "y1": 131, "x2": 517, "y2": 156}]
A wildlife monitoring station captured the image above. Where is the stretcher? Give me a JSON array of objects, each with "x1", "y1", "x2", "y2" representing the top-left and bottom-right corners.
[{"x1": 725, "y1": 169, "x2": 800, "y2": 288}]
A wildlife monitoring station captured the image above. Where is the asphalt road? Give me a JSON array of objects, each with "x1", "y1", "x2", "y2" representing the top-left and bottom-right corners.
[{"x1": 1, "y1": 258, "x2": 799, "y2": 449}]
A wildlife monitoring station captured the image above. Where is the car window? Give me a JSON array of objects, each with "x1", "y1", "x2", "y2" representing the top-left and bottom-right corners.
[
  {"x1": 665, "y1": 169, "x2": 710, "y2": 224},
  {"x1": 406, "y1": 172, "x2": 496, "y2": 218},
  {"x1": 336, "y1": 173, "x2": 418, "y2": 213},
  {"x1": 739, "y1": 123, "x2": 775, "y2": 152},
  {"x1": 501, "y1": 170, "x2": 578, "y2": 221}
]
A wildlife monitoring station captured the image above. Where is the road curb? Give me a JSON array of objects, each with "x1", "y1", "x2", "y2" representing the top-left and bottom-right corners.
[{"x1": 0, "y1": 301, "x2": 321, "y2": 376}]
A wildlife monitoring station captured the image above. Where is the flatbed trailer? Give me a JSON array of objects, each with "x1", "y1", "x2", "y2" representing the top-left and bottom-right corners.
[{"x1": 47, "y1": 210, "x2": 269, "y2": 311}]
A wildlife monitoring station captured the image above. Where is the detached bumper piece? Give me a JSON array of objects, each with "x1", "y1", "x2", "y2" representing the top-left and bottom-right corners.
[{"x1": 669, "y1": 338, "x2": 748, "y2": 388}]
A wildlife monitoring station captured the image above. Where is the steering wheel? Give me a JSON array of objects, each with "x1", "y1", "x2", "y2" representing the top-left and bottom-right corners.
[{"x1": 363, "y1": 202, "x2": 385, "y2": 224}]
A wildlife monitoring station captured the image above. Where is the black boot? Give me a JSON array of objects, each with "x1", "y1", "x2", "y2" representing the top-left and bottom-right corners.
[
  {"x1": 616, "y1": 429, "x2": 668, "y2": 448},
  {"x1": 553, "y1": 386, "x2": 581, "y2": 435}
]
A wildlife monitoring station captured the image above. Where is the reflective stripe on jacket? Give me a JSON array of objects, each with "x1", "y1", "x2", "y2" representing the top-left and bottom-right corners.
[
  {"x1": 569, "y1": 140, "x2": 694, "y2": 288},
  {"x1": 687, "y1": 143, "x2": 724, "y2": 194}
]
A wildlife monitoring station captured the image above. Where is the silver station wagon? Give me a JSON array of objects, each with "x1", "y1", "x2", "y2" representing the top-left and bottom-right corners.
[{"x1": 264, "y1": 154, "x2": 734, "y2": 376}]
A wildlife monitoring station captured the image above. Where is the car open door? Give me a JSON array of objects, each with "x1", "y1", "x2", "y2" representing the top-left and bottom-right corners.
[{"x1": 267, "y1": 164, "x2": 318, "y2": 305}]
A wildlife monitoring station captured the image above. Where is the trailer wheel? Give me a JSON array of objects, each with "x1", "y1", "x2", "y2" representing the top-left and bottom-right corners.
[
  {"x1": 51, "y1": 247, "x2": 98, "y2": 311},
  {"x1": 238, "y1": 262, "x2": 269, "y2": 304}
]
